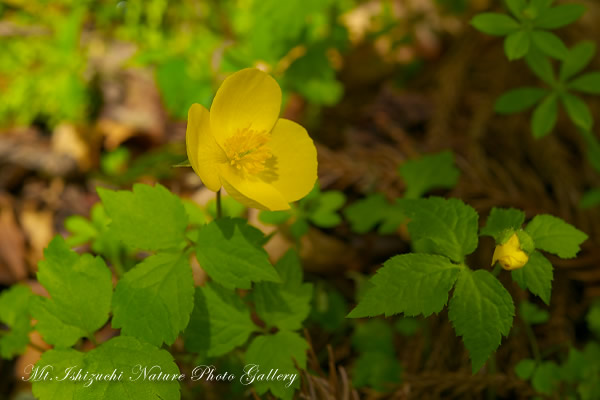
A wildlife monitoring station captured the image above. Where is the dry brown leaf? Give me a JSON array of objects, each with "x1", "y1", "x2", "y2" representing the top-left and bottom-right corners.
[
  {"x1": 0, "y1": 196, "x2": 27, "y2": 284},
  {"x1": 20, "y1": 204, "x2": 54, "y2": 270}
]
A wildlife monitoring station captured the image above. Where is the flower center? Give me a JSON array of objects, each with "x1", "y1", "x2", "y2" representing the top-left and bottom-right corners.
[{"x1": 223, "y1": 128, "x2": 272, "y2": 175}]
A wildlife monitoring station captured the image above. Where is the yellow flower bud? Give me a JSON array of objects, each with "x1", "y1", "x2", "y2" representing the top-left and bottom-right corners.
[{"x1": 491, "y1": 233, "x2": 529, "y2": 271}]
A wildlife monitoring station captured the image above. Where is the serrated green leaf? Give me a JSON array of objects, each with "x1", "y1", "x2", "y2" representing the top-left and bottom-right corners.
[
  {"x1": 97, "y1": 183, "x2": 188, "y2": 251},
  {"x1": 245, "y1": 331, "x2": 307, "y2": 400},
  {"x1": 111, "y1": 252, "x2": 194, "y2": 346},
  {"x1": 569, "y1": 72, "x2": 600, "y2": 94},
  {"x1": 534, "y1": 4, "x2": 585, "y2": 29},
  {"x1": 448, "y1": 269, "x2": 515, "y2": 373},
  {"x1": 307, "y1": 191, "x2": 346, "y2": 228},
  {"x1": 0, "y1": 285, "x2": 32, "y2": 358},
  {"x1": 253, "y1": 250, "x2": 313, "y2": 331},
  {"x1": 471, "y1": 13, "x2": 520, "y2": 36},
  {"x1": 399, "y1": 150, "x2": 460, "y2": 199},
  {"x1": 532, "y1": 361, "x2": 561, "y2": 394},
  {"x1": 184, "y1": 283, "x2": 257, "y2": 357},
  {"x1": 480, "y1": 207, "x2": 526, "y2": 241},
  {"x1": 195, "y1": 218, "x2": 280, "y2": 289},
  {"x1": 399, "y1": 197, "x2": 479, "y2": 262},
  {"x1": 519, "y1": 300, "x2": 550, "y2": 324},
  {"x1": 31, "y1": 348, "x2": 86, "y2": 399},
  {"x1": 352, "y1": 351, "x2": 402, "y2": 392},
  {"x1": 525, "y1": 214, "x2": 588, "y2": 258},
  {"x1": 506, "y1": 0, "x2": 527, "y2": 19},
  {"x1": 31, "y1": 236, "x2": 112, "y2": 348},
  {"x1": 515, "y1": 358, "x2": 537, "y2": 379},
  {"x1": 511, "y1": 251, "x2": 553, "y2": 304},
  {"x1": 504, "y1": 30, "x2": 531, "y2": 60},
  {"x1": 495, "y1": 87, "x2": 548, "y2": 114},
  {"x1": 531, "y1": 30, "x2": 569, "y2": 60},
  {"x1": 560, "y1": 41, "x2": 596, "y2": 81},
  {"x1": 259, "y1": 210, "x2": 293, "y2": 225},
  {"x1": 525, "y1": 51, "x2": 555, "y2": 84},
  {"x1": 64, "y1": 216, "x2": 98, "y2": 247},
  {"x1": 562, "y1": 93, "x2": 593, "y2": 131},
  {"x1": 531, "y1": 94, "x2": 558, "y2": 138},
  {"x1": 343, "y1": 194, "x2": 404, "y2": 234},
  {"x1": 348, "y1": 254, "x2": 461, "y2": 318},
  {"x1": 182, "y1": 199, "x2": 207, "y2": 226}
]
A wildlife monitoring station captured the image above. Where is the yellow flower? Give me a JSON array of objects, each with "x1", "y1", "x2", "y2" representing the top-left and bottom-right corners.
[
  {"x1": 491, "y1": 233, "x2": 529, "y2": 271},
  {"x1": 185, "y1": 68, "x2": 318, "y2": 211}
]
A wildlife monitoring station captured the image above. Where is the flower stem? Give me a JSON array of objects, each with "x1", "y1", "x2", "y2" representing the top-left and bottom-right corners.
[
  {"x1": 216, "y1": 190, "x2": 222, "y2": 219},
  {"x1": 524, "y1": 321, "x2": 542, "y2": 362}
]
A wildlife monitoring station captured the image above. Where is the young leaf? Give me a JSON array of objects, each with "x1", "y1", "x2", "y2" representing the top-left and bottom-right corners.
[
  {"x1": 252, "y1": 250, "x2": 313, "y2": 331},
  {"x1": 561, "y1": 93, "x2": 593, "y2": 131},
  {"x1": 97, "y1": 183, "x2": 188, "y2": 251},
  {"x1": 525, "y1": 51, "x2": 555, "y2": 85},
  {"x1": 347, "y1": 254, "x2": 461, "y2": 318},
  {"x1": 504, "y1": 30, "x2": 531, "y2": 60},
  {"x1": 184, "y1": 283, "x2": 257, "y2": 357},
  {"x1": 471, "y1": 13, "x2": 520, "y2": 36},
  {"x1": 505, "y1": 0, "x2": 527, "y2": 19},
  {"x1": 519, "y1": 300, "x2": 550, "y2": 325},
  {"x1": 525, "y1": 214, "x2": 588, "y2": 258},
  {"x1": 245, "y1": 331, "x2": 308, "y2": 400},
  {"x1": 31, "y1": 348, "x2": 86, "y2": 399},
  {"x1": 534, "y1": 4, "x2": 585, "y2": 29},
  {"x1": 343, "y1": 194, "x2": 404, "y2": 234},
  {"x1": 560, "y1": 41, "x2": 596, "y2": 81},
  {"x1": 515, "y1": 358, "x2": 537, "y2": 379},
  {"x1": 195, "y1": 218, "x2": 280, "y2": 289},
  {"x1": 111, "y1": 252, "x2": 194, "y2": 346},
  {"x1": 512, "y1": 251, "x2": 553, "y2": 304},
  {"x1": 569, "y1": 72, "x2": 600, "y2": 94},
  {"x1": 306, "y1": 190, "x2": 346, "y2": 228},
  {"x1": 0, "y1": 285, "x2": 32, "y2": 359},
  {"x1": 531, "y1": 94, "x2": 558, "y2": 138},
  {"x1": 531, "y1": 30, "x2": 569, "y2": 60},
  {"x1": 531, "y1": 361, "x2": 561, "y2": 394},
  {"x1": 480, "y1": 207, "x2": 526, "y2": 241},
  {"x1": 30, "y1": 236, "x2": 112, "y2": 348},
  {"x1": 399, "y1": 197, "x2": 479, "y2": 263},
  {"x1": 495, "y1": 87, "x2": 548, "y2": 114},
  {"x1": 398, "y1": 150, "x2": 460, "y2": 199},
  {"x1": 448, "y1": 269, "x2": 515, "y2": 373}
]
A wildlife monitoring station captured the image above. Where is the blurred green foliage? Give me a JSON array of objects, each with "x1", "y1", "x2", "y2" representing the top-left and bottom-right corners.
[{"x1": 0, "y1": 0, "x2": 353, "y2": 127}]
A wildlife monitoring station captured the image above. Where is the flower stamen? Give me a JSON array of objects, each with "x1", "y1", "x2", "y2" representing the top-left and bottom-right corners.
[{"x1": 223, "y1": 128, "x2": 272, "y2": 175}]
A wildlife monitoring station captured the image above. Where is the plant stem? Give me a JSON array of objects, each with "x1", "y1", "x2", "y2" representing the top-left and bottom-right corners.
[
  {"x1": 216, "y1": 190, "x2": 222, "y2": 219},
  {"x1": 492, "y1": 264, "x2": 502, "y2": 277},
  {"x1": 524, "y1": 321, "x2": 542, "y2": 362}
]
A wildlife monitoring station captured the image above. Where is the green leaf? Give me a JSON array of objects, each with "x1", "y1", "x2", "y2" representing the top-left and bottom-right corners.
[
  {"x1": 586, "y1": 302, "x2": 600, "y2": 338},
  {"x1": 525, "y1": 51, "x2": 555, "y2": 85},
  {"x1": 64, "y1": 215, "x2": 98, "y2": 247},
  {"x1": 352, "y1": 319, "x2": 395, "y2": 354},
  {"x1": 534, "y1": 4, "x2": 585, "y2": 29},
  {"x1": 505, "y1": 0, "x2": 527, "y2": 19},
  {"x1": 245, "y1": 331, "x2": 308, "y2": 400},
  {"x1": 206, "y1": 195, "x2": 246, "y2": 219},
  {"x1": 519, "y1": 300, "x2": 550, "y2": 325},
  {"x1": 531, "y1": 361, "x2": 561, "y2": 394},
  {"x1": 531, "y1": 30, "x2": 569, "y2": 60},
  {"x1": 515, "y1": 358, "x2": 537, "y2": 379},
  {"x1": 184, "y1": 283, "x2": 257, "y2": 357},
  {"x1": 348, "y1": 254, "x2": 461, "y2": 318},
  {"x1": 253, "y1": 250, "x2": 313, "y2": 331},
  {"x1": 398, "y1": 150, "x2": 460, "y2": 199},
  {"x1": 562, "y1": 93, "x2": 593, "y2": 130},
  {"x1": 495, "y1": 87, "x2": 548, "y2": 114},
  {"x1": 111, "y1": 252, "x2": 194, "y2": 346},
  {"x1": 504, "y1": 30, "x2": 531, "y2": 60},
  {"x1": 480, "y1": 207, "x2": 526, "y2": 241},
  {"x1": 448, "y1": 269, "x2": 515, "y2": 373},
  {"x1": 307, "y1": 191, "x2": 346, "y2": 228},
  {"x1": 30, "y1": 236, "x2": 112, "y2": 348},
  {"x1": 515, "y1": 358, "x2": 537, "y2": 380},
  {"x1": 560, "y1": 41, "x2": 596, "y2": 81},
  {"x1": 259, "y1": 210, "x2": 293, "y2": 225},
  {"x1": 511, "y1": 251, "x2": 553, "y2": 304},
  {"x1": 471, "y1": 13, "x2": 520, "y2": 36},
  {"x1": 580, "y1": 188, "x2": 600, "y2": 209},
  {"x1": 343, "y1": 194, "x2": 404, "y2": 234},
  {"x1": 399, "y1": 197, "x2": 479, "y2": 262},
  {"x1": 531, "y1": 94, "x2": 558, "y2": 138},
  {"x1": 195, "y1": 218, "x2": 280, "y2": 289},
  {"x1": 183, "y1": 199, "x2": 207, "y2": 226},
  {"x1": 569, "y1": 72, "x2": 600, "y2": 94},
  {"x1": 290, "y1": 218, "x2": 310, "y2": 239},
  {"x1": 97, "y1": 183, "x2": 188, "y2": 251},
  {"x1": 0, "y1": 285, "x2": 32, "y2": 358},
  {"x1": 309, "y1": 285, "x2": 348, "y2": 333},
  {"x1": 525, "y1": 214, "x2": 588, "y2": 258},
  {"x1": 33, "y1": 336, "x2": 181, "y2": 400},
  {"x1": 352, "y1": 351, "x2": 402, "y2": 392}
]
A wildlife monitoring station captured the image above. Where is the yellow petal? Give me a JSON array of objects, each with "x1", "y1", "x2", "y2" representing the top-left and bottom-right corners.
[
  {"x1": 491, "y1": 233, "x2": 529, "y2": 271},
  {"x1": 259, "y1": 118, "x2": 318, "y2": 202},
  {"x1": 219, "y1": 165, "x2": 290, "y2": 211},
  {"x1": 210, "y1": 68, "x2": 281, "y2": 145},
  {"x1": 186, "y1": 103, "x2": 226, "y2": 192}
]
